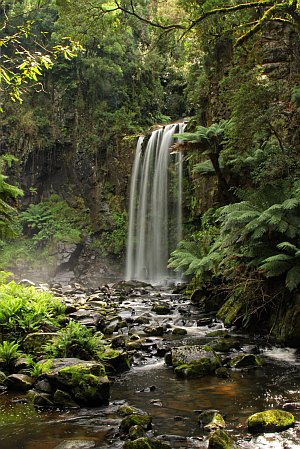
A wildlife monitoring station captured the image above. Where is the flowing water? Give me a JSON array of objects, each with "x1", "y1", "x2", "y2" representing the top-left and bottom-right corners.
[
  {"x1": 125, "y1": 123, "x2": 186, "y2": 284},
  {"x1": 1, "y1": 287, "x2": 299, "y2": 449}
]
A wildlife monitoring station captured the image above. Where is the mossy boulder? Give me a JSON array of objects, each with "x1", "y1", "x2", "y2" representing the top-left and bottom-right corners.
[
  {"x1": 247, "y1": 409, "x2": 295, "y2": 433},
  {"x1": 23, "y1": 332, "x2": 59, "y2": 355},
  {"x1": 217, "y1": 296, "x2": 244, "y2": 327},
  {"x1": 118, "y1": 404, "x2": 144, "y2": 417},
  {"x1": 100, "y1": 348, "x2": 131, "y2": 373},
  {"x1": 120, "y1": 414, "x2": 152, "y2": 433},
  {"x1": 27, "y1": 390, "x2": 54, "y2": 407},
  {"x1": 171, "y1": 345, "x2": 221, "y2": 378},
  {"x1": 230, "y1": 354, "x2": 262, "y2": 368},
  {"x1": 129, "y1": 425, "x2": 146, "y2": 440},
  {"x1": 208, "y1": 430, "x2": 236, "y2": 449},
  {"x1": 199, "y1": 410, "x2": 225, "y2": 431},
  {"x1": 210, "y1": 338, "x2": 240, "y2": 353},
  {"x1": 172, "y1": 328, "x2": 187, "y2": 336},
  {"x1": 123, "y1": 437, "x2": 171, "y2": 449},
  {"x1": 143, "y1": 325, "x2": 164, "y2": 336},
  {"x1": 45, "y1": 358, "x2": 110, "y2": 407},
  {"x1": 152, "y1": 303, "x2": 171, "y2": 315},
  {"x1": 7, "y1": 374, "x2": 35, "y2": 391},
  {"x1": 53, "y1": 389, "x2": 79, "y2": 408}
]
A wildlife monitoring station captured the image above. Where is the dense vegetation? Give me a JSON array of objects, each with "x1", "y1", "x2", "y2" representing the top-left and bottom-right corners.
[{"x1": 1, "y1": 0, "x2": 300, "y2": 341}]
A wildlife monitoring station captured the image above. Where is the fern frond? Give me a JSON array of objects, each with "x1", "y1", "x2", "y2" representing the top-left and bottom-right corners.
[
  {"x1": 277, "y1": 242, "x2": 298, "y2": 254},
  {"x1": 285, "y1": 266, "x2": 300, "y2": 291}
]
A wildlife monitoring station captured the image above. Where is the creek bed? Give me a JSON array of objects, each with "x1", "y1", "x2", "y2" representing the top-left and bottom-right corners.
[{"x1": 0, "y1": 287, "x2": 299, "y2": 449}]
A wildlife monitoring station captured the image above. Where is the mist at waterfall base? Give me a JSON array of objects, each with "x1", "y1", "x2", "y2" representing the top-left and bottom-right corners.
[{"x1": 126, "y1": 123, "x2": 186, "y2": 285}]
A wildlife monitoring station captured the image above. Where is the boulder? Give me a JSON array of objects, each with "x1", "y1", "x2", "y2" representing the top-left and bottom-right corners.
[
  {"x1": 230, "y1": 354, "x2": 262, "y2": 368},
  {"x1": 45, "y1": 358, "x2": 110, "y2": 406},
  {"x1": 120, "y1": 414, "x2": 152, "y2": 433},
  {"x1": 27, "y1": 390, "x2": 54, "y2": 407},
  {"x1": 171, "y1": 345, "x2": 221, "y2": 378},
  {"x1": 129, "y1": 425, "x2": 146, "y2": 440},
  {"x1": 247, "y1": 409, "x2": 295, "y2": 433},
  {"x1": 100, "y1": 348, "x2": 131, "y2": 373},
  {"x1": 151, "y1": 303, "x2": 171, "y2": 315},
  {"x1": 53, "y1": 389, "x2": 80, "y2": 408},
  {"x1": 7, "y1": 374, "x2": 35, "y2": 391},
  {"x1": 210, "y1": 338, "x2": 240, "y2": 353},
  {"x1": 208, "y1": 430, "x2": 236, "y2": 449},
  {"x1": 143, "y1": 325, "x2": 164, "y2": 337},
  {"x1": 118, "y1": 404, "x2": 144, "y2": 417},
  {"x1": 199, "y1": 410, "x2": 225, "y2": 431},
  {"x1": 172, "y1": 328, "x2": 187, "y2": 336},
  {"x1": 23, "y1": 333, "x2": 59, "y2": 355}
]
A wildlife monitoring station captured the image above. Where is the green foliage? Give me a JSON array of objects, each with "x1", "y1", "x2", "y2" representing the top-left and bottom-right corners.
[
  {"x1": 26, "y1": 358, "x2": 53, "y2": 378},
  {"x1": 0, "y1": 0, "x2": 82, "y2": 108},
  {"x1": 176, "y1": 120, "x2": 229, "y2": 153},
  {"x1": 0, "y1": 340, "x2": 22, "y2": 372},
  {"x1": 0, "y1": 155, "x2": 23, "y2": 240},
  {"x1": 44, "y1": 320, "x2": 105, "y2": 360},
  {"x1": 92, "y1": 210, "x2": 128, "y2": 257},
  {"x1": 20, "y1": 194, "x2": 91, "y2": 247},
  {"x1": 0, "y1": 279, "x2": 66, "y2": 341},
  {"x1": 168, "y1": 209, "x2": 221, "y2": 285}
]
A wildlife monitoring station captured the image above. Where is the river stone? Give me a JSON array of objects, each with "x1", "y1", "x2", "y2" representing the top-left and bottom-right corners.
[
  {"x1": 53, "y1": 389, "x2": 80, "y2": 408},
  {"x1": 171, "y1": 345, "x2": 221, "y2": 377},
  {"x1": 53, "y1": 440, "x2": 96, "y2": 449},
  {"x1": 210, "y1": 338, "x2": 240, "y2": 352},
  {"x1": 208, "y1": 430, "x2": 236, "y2": 449},
  {"x1": 44, "y1": 358, "x2": 110, "y2": 406},
  {"x1": 118, "y1": 404, "x2": 145, "y2": 416},
  {"x1": 230, "y1": 354, "x2": 262, "y2": 368},
  {"x1": 247, "y1": 409, "x2": 295, "y2": 433},
  {"x1": 151, "y1": 303, "x2": 171, "y2": 315},
  {"x1": 199, "y1": 410, "x2": 225, "y2": 431},
  {"x1": 172, "y1": 328, "x2": 187, "y2": 336},
  {"x1": 143, "y1": 325, "x2": 164, "y2": 336},
  {"x1": 129, "y1": 424, "x2": 146, "y2": 440},
  {"x1": 23, "y1": 332, "x2": 59, "y2": 355},
  {"x1": 27, "y1": 390, "x2": 54, "y2": 407},
  {"x1": 120, "y1": 414, "x2": 152, "y2": 433},
  {"x1": 7, "y1": 374, "x2": 35, "y2": 391},
  {"x1": 123, "y1": 437, "x2": 171, "y2": 449},
  {"x1": 100, "y1": 348, "x2": 131, "y2": 373}
]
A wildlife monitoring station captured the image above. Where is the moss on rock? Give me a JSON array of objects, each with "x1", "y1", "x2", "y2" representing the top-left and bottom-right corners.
[
  {"x1": 230, "y1": 354, "x2": 262, "y2": 368},
  {"x1": 199, "y1": 410, "x2": 225, "y2": 431},
  {"x1": 120, "y1": 414, "x2": 152, "y2": 433},
  {"x1": 172, "y1": 345, "x2": 221, "y2": 378},
  {"x1": 247, "y1": 409, "x2": 295, "y2": 433},
  {"x1": 208, "y1": 430, "x2": 236, "y2": 449},
  {"x1": 54, "y1": 363, "x2": 110, "y2": 406}
]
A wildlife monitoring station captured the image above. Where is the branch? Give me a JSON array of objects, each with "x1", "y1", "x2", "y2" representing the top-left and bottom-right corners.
[
  {"x1": 180, "y1": 0, "x2": 276, "y2": 39},
  {"x1": 102, "y1": 0, "x2": 186, "y2": 31}
]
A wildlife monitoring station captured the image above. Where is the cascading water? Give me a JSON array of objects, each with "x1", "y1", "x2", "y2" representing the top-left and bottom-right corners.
[{"x1": 126, "y1": 122, "x2": 185, "y2": 284}]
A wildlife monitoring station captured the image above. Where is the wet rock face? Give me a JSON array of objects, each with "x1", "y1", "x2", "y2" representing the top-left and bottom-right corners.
[
  {"x1": 171, "y1": 345, "x2": 221, "y2": 378},
  {"x1": 247, "y1": 409, "x2": 295, "y2": 433},
  {"x1": 208, "y1": 429, "x2": 236, "y2": 449},
  {"x1": 198, "y1": 410, "x2": 226, "y2": 431},
  {"x1": 26, "y1": 358, "x2": 110, "y2": 407}
]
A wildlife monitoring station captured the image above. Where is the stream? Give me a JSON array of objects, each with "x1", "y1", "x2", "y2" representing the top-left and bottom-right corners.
[{"x1": 0, "y1": 284, "x2": 299, "y2": 449}]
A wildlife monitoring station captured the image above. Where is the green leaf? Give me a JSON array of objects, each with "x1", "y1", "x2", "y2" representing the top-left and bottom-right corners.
[{"x1": 285, "y1": 266, "x2": 300, "y2": 291}]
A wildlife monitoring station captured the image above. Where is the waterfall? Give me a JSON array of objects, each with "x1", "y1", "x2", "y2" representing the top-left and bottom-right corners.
[{"x1": 126, "y1": 122, "x2": 185, "y2": 284}]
